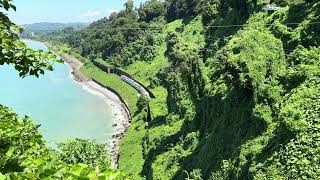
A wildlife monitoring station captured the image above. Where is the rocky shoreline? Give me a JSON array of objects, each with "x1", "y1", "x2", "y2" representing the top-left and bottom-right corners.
[{"x1": 41, "y1": 41, "x2": 130, "y2": 169}]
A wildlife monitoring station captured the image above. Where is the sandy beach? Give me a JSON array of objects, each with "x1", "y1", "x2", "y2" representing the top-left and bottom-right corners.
[{"x1": 40, "y1": 41, "x2": 130, "y2": 169}]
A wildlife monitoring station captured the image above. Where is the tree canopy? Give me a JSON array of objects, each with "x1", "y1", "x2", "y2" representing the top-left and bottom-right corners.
[{"x1": 0, "y1": 0, "x2": 61, "y2": 77}]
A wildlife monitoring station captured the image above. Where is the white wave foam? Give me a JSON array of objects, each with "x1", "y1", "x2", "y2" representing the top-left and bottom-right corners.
[{"x1": 81, "y1": 83, "x2": 106, "y2": 98}]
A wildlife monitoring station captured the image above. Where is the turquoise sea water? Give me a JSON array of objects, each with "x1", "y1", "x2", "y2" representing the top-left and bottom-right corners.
[{"x1": 0, "y1": 40, "x2": 115, "y2": 145}]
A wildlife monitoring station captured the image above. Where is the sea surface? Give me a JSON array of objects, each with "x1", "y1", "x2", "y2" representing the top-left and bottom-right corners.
[{"x1": 0, "y1": 40, "x2": 115, "y2": 146}]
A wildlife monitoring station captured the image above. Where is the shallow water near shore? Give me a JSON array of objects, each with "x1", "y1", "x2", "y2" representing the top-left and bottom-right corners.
[{"x1": 0, "y1": 40, "x2": 116, "y2": 146}]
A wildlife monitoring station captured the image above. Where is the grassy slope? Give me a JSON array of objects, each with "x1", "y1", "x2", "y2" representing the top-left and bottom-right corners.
[
  {"x1": 70, "y1": 52, "x2": 139, "y2": 112},
  {"x1": 145, "y1": 17, "x2": 206, "y2": 179},
  {"x1": 118, "y1": 19, "x2": 183, "y2": 178},
  {"x1": 119, "y1": 17, "x2": 205, "y2": 178},
  {"x1": 118, "y1": 52, "x2": 169, "y2": 179}
]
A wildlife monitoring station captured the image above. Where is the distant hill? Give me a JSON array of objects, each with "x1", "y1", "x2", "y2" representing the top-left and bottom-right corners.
[{"x1": 20, "y1": 22, "x2": 88, "y2": 38}]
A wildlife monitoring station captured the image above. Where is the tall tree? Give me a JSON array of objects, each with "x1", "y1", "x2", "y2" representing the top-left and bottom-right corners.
[
  {"x1": 138, "y1": 0, "x2": 166, "y2": 22},
  {"x1": 0, "y1": 0, "x2": 60, "y2": 77},
  {"x1": 196, "y1": 0, "x2": 221, "y2": 21},
  {"x1": 125, "y1": 0, "x2": 134, "y2": 14}
]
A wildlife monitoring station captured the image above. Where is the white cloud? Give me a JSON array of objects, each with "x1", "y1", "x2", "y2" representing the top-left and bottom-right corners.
[{"x1": 82, "y1": 10, "x2": 102, "y2": 17}]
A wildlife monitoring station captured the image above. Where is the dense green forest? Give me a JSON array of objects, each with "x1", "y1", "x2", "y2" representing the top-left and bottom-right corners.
[{"x1": 1, "y1": 0, "x2": 320, "y2": 179}]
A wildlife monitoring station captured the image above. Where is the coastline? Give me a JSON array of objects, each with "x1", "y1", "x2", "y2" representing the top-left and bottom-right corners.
[{"x1": 40, "y1": 41, "x2": 130, "y2": 169}]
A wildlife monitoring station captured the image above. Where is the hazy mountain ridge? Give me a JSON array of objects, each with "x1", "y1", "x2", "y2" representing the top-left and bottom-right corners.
[{"x1": 20, "y1": 22, "x2": 88, "y2": 38}]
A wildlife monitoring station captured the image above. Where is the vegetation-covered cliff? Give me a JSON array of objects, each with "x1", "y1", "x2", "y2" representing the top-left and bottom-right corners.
[{"x1": 3, "y1": 0, "x2": 319, "y2": 179}]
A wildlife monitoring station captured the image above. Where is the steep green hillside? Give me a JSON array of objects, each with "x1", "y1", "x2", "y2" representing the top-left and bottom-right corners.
[
  {"x1": 39, "y1": 0, "x2": 320, "y2": 179},
  {"x1": 119, "y1": 1, "x2": 320, "y2": 179}
]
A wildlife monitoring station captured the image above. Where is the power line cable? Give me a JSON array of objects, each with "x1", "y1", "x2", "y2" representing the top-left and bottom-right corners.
[
  {"x1": 204, "y1": 21, "x2": 320, "y2": 28},
  {"x1": 87, "y1": 21, "x2": 320, "y2": 30}
]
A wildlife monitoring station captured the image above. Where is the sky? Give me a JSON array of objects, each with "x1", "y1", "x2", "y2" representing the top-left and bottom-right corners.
[{"x1": 7, "y1": 0, "x2": 146, "y2": 25}]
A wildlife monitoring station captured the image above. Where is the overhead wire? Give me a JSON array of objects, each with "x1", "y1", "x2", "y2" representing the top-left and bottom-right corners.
[
  {"x1": 97, "y1": 21, "x2": 320, "y2": 30},
  {"x1": 204, "y1": 21, "x2": 320, "y2": 28},
  {"x1": 86, "y1": 20, "x2": 318, "y2": 53}
]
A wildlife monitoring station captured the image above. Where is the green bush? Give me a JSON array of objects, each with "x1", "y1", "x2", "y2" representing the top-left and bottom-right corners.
[{"x1": 57, "y1": 139, "x2": 110, "y2": 169}]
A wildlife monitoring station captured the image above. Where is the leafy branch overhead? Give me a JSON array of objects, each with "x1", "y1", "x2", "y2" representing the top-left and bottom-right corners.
[
  {"x1": 0, "y1": 0, "x2": 61, "y2": 77},
  {"x1": 0, "y1": 0, "x2": 16, "y2": 11}
]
